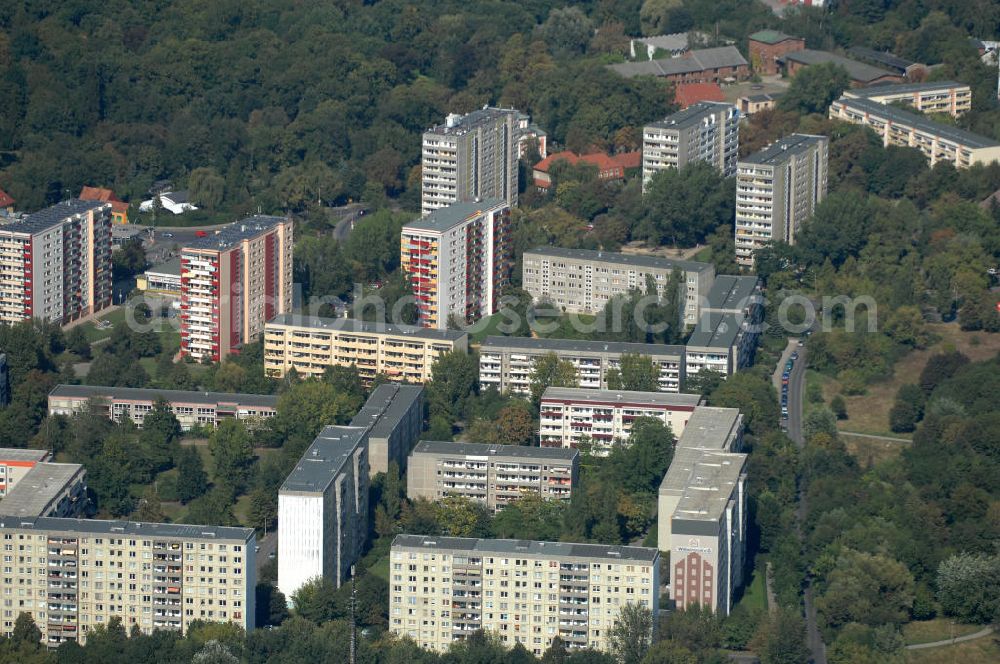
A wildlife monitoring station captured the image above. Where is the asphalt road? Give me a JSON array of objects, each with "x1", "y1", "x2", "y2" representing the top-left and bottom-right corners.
[
  {"x1": 255, "y1": 531, "x2": 277, "y2": 574},
  {"x1": 331, "y1": 203, "x2": 368, "y2": 241}
]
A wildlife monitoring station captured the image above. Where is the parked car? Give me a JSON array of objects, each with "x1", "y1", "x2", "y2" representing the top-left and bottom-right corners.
[
  {"x1": 791, "y1": 351, "x2": 799, "y2": 361},
  {"x1": 195, "y1": 230, "x2": 208, "y2": 238}
]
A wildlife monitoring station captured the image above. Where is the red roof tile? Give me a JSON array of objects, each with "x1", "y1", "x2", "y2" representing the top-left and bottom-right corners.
[
  {"x1": 674, "y1": 82, "x2": 726, "y2": 108},
  {"x1": 534, "y1": 151, "x2": 642, "y2": 175},
  {"x1": 0, "y1": 188, "x2": 13, "y2": 209},
  {"x1": 80, "y1": 186, "x2": 128, "y2": 215}
]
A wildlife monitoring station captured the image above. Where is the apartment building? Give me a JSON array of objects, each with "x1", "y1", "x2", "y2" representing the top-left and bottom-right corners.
[
  {"x1": 734, "y1": 134, "x2": 828, "y2": 267},
  {"x1": 0, "y1": 516, "x2": 256, "y2": 646},
  {"x1": 0, "y1": 199, "x2": 112, "y2": 325},
  {"x1": 686, "y1": 275, "x2": 763, "y2": 376},
  {"x1": 521, "y1": 247, "x2": 715, "y2": 328},
  {"x1": 400, "y1": 199, "x2": 512, "y2": 329},
  {"x1": 389, "y1": 535, "x2": 660, "y2": 655},
  {"x1": 642, "y1": 101, "x2": 740, "y2": 186},
  {"x1": 349, "y1": 384, "x2": 425, "y2": 476},
  {"x1": 263, "y1": 314, "x2": 467, "y2": 383},
  {"x1": 538, "y1": 388, "x2": 703, "y2": 453},
  {"x1": 829, "y1": 96, "x2": 1000, "y2": 168},
  {"x1": 180, "y1": 215, "x2": 292, "y2": 361},
  {"x1": 842, "y1": 80, "x2": 972, "y2": 117},
  {"x1": 0, "y1": 462, "x2": 88, "y2": 519},
  {"x1": 278, "y1": 426, "x2": 369, "y2": 598},
  {"x1": 480, "y1": 336, "x2": 687, "y2": 395},
  {"x1": 406, "y1": 441, "x2": 578, "y2": 510},
  {"x1": 47, "y1": 384, "x2": 277, "y2": 431},
  {"x1": 421, "y1": 108, "x2": 518, "y2": 215},
  {"x1": 656, "y1": 407, "x2": 746, "y2": 616},
  {"x1": 0, "y1": 449, "x2": 50, "y2": 497}
]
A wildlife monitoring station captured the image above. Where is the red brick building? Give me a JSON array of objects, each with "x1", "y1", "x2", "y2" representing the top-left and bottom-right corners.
[
  {"x1": 532, "y1": 151, "x2": 641, "y2": 191},
  {"x1": 748, "y1": 30, "x2": 805, "y2": 75}
]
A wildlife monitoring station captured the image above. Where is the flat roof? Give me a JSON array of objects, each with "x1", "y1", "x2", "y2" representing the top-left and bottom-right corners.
[
  {"x1": 687, "y1": 311, "x2": 744, "y2": 349},
  {"x1": 676, "y1": 407, "x2": 742, "y2": 451},
  {"x1": 783, "y1": 49, "x2": 898, "y2": 83},
  {"x1": 748, "y1": 29, "x2": 800, "y2": 45},
  {"x1": 705, "y1": 275, "x2": 760, "y2": 312},
  {"x1": 740, "y1": 133, "x2": 827, "y2": 165},
  {"x1": 392, "y1": 534, "x2": 658, "y2": 562},
  {"x1": 0, "y1": 515, "x2": 254, "y2": 541},
  {"x1": 48, "y1": 384, "x2": 278, "y2": 409},
  {"x1": 183, "y1": 215, "x2": 286, "y2": 251},
  {"x1": 412, "y1": 440, "x2": 578, "y2": 461},
  {"x1": 403, "y1": 199, "x2": 504, "y2": 233},
  {"x1": 145, "y1": 257, "x2": 182, "y2": 277},
  {"x1": 350, "y1": 384, "x2": 424, "y2": 439},
  {"x1": 267, "y1": 314, "x2": 467, "y2": 342},
  {"x1": 646, "y1": 101, "x2": 736, "y2": 132},
  {"x1": 0, "y1": 199, "x2": 107, "y2": 236},
  {"x1": 671, "y1": 452, "x2": 747, "y2": 522},
  {"x1": 832, "y1": 96, "x2": 1000, "y2": 149},
  {"x1": 844, "y1": 80, "x2": 968, "y2": 98},
  {"x1": 524, "y1": 246, "x2": 712, "y2": 274},
  {"x1": 481, "y1": 335, "x2": 685, "y2": 358},
  {"x1": 0, "y1": 463, "x2": 84, "y2": 517},
  {"x1": 426, "y1": 107, "x2": 517, "y2": 136},
  {"x1": 541, "y1": 387, "x2": 702, "y2": 408},
  {"x1": 280, "y1": 426, "x2": 368, "y2": 494},
  {"x1": 0, "y1": 448, "x2": 49, "y2": 463}
]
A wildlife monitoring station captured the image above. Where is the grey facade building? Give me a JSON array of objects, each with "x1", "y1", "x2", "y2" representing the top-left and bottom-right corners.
[
  {"x1": 0, "y1": 462, "x2": 88, "y2": 518},
  {"x1": 407, "y1": 440, "x2": 578, "y2": 510},
  {"x1": 479, "y1": 336, "x2": 687, "y2": 395},
  {"x1": 735, "y1": 133, "x2": 828, "y2": 266},
  {"x1": 642, "y1": 101, "x2": 740, "y2": 187},
  {"x1": 686, "y1": 275, "x2": 763, "y2": 376},
  {"x1": 278, "y1": 426, "x2": 369, "y2": 599},
  {"x1": 521, "y1": 247, "x2": 715, "y2": 327},
  {"x1": 421, "y1": 108, "x2": 518, "y2": 215},
  {"x1": 349, "y1": 383, "x2": 424, "y2": 476},
  {"x1": 389, "y1": 534, "x2": 660, "y2": 655}
]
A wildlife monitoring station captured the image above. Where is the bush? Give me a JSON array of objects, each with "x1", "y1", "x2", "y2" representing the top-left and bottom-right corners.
[
  {"x1": 836, "y1": 369, "x2": 868, "y2": 395},
  {"x1": 889, "y1": 401, "x2": 918, "y2": 433},
  {"x1": 830, "y1": 395, "x2": 847, "y2": 420}
]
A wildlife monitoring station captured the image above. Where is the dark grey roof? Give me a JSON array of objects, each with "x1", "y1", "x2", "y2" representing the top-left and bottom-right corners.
[
  {"x1": 0, "y1": 515, "x2": 254, "y2": 541},
  {"x1": 705, "y1": 275, "x2": 760, "y2": 312},
  {"x1": 163, "y1": 190, "x2": 190, "y2": 204},
  {"x1": 412, "y1": 440, "x2": 578, "y2": 461},
  {"x1": 845, "y1": 80, "x2": 969, "y2": 98},
  {"x1": 847, "y1": 47, "x2": 916, "y2": 74},
  {"x1": 541, "y1": 387, "x2": 702, "y2": 408},
  {"x1": 524, "y1": 246, "x2": 713, "y2": 274},
  {"x1": 610, "y1": 46, "x2": 747, "y2": 79},
  {"x1": 403, "y1": 199, "x2": 505, "y2": 233},
  {"x1": 646, "y1": 101, "x2": 736, "y2": 132},
  {"x1": 426, "y1": 107, "x2": 518, "y2": 136},
  {"x1": 144, "y1": 257, "x2": 182, "y2": 277},
  {"x1": 267, "y1": 314, "x2": 467, "y2": 342},
  {"x1": 687, "y1": 311, "x2": 744, "y2": 349},
  {"x1": 350, "y1": 384, "x2": 424, "y2": 439},
  {"x1": 481, "y1": 335, "x2": 685, "y2": 358},
  {"x1": 743, "y1": 92, "x2": 784, "y2": 103},
  {"x1": 740, "y1": 133, "x2": 826, "y2": 165},
  {"x1": 0, "y1": 448, "x2": 49, "y2": 463},
  {"x1": 1, "y1": 199, "x2": 107, "y2": 236},
  {"x1": 634, "y1": 33, "x2": 689, "y2": 52},
  {"x1": 783, "y1": 49, "x2": 897, "y2": 84},
  {"x1": 280, "y1": 426, "x2": 368, "y2": 494},
  {"x1": 184, "y1": 215, "x2": 286, "y2": 251},
  {"x1": 392, "y1": 534, "x2": 658, "y2": 562},
  {"x1": 832, "y1": 96, "x2": 1000, "y2": 148},
  {"x1": 0, "y1": 463, "x2": 85, "y2": 518},
  {"x1": 48, "y1": 384, "x2": 278, "y2": 408}
]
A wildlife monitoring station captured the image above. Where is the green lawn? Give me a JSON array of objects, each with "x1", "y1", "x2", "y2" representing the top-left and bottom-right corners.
[
  {"x1": 468, "y1": 312, "x2": 507, "y2": 344},
  {"x1": 735, "y1": 566, "x2": 768, "y2": 612},
  {"x1": 902, "y1": 619, "x2": 983, "y2": 645},
  {"x1": 78, "y1": 306, "x2": 129, "y2": 342}
]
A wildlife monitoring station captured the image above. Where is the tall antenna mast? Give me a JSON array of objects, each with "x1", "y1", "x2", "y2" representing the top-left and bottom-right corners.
[{"x1": 349, "y1": 565, "x2": 357, "y2": 664}]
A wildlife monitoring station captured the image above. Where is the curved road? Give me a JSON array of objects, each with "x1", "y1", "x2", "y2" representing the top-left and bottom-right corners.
[{"x1": 773, "y1": 338, "x2": 826, "y2": 664}]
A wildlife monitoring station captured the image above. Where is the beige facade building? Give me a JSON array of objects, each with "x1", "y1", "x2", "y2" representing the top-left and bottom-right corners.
[
  {"x1": 656, "y1": 407, "x2": 746, "y2": 616},
  {"x1": 406, "y1": 441, "x2": 578, "y2": 511},
  {"x1": 421, "y1": 108, "x2": 518, "y2": 215},
  {"x1": 642, "y1": 101, "x2": 740, "y2": 187},
  {"x1": 278, "y1": 426, "x2": 369, "y2": 599},
  {"x1": 401, "y1": 199, "x2": 512, "y2": 329},
  {"x1": 842, "y1": 80, "x2": 972, "y2": 117},
  {"x1": 180, "y1": 215, "x2": 292, "y2": 361},
  {"x1": 521, "y1": 247, "x2": 715, "y2": 327},
  {"x1": 0, "y1": 200, "x2": 112, "y2": 325},
  {"x1": 735, "y1": 134, "x2": 828, "y2": 267},
  {"x1": 0, "y1": 449, "x2": 50, "y2": 498},
  {"x1": 829, "y1": 96, "x2": 1000, "y2": 168},
  {"x1": 0, "y1": 516, "x2": 256, "y2": 646},
  {"x1": 479, "y1": 336, "x2": 686, "y2": 395},
  {"x1": 389, "y1": 535, "x2": 660, "y2": 656},
  {"x1": 47, "y1": 385, "x2": 277, "y2": 431},
  {"x1": 263, "y1": 314, "x2": 467, "y2": 384},
  {"x1": 538, "y1": 388, "x2": 703, "y2": 453}
]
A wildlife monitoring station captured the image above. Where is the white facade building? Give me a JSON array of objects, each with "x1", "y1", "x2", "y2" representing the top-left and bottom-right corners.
[{"x1": 643, "y1": 101, "x2": 740, "y2": 187}]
